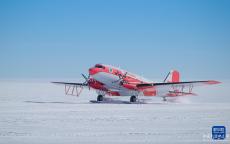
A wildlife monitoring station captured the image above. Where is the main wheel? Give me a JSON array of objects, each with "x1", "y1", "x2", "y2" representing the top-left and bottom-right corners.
[
  {"x1": 130, "y1": 96, "x2": 137, "y2": 103},
  {"x1": 97, "y1": 95, "x2": 104, "y2": 101}
]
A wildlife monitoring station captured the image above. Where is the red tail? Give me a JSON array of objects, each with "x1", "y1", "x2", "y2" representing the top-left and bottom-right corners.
[
  {"x1": 164, "y1": 70, "x2": 180, "y2": 83},
  {"x1": 171, "y1": 70, "x2": 180, "y2": 82}
]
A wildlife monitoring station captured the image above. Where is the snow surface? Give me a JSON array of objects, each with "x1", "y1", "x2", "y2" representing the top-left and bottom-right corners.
[{"x1": 0, "y1": 80, "x2": 230, "y2": 144}]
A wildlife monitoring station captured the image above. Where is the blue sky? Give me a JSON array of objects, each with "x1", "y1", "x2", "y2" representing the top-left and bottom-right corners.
[{"x1": 0, "y1": 0, "x2": 230, "y2": 80}]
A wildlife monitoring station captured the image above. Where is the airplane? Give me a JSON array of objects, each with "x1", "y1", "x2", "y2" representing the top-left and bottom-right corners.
[{"x1": 52, "y1": 64, "x2": 220, "y2": 103}]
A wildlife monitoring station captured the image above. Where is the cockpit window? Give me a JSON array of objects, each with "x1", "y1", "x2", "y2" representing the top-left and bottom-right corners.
[{"x1": 95, "y1": 64, "x2": 105, "y2": 69}]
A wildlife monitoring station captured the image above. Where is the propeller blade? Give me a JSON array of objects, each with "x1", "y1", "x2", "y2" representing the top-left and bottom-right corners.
[
  {"x1": 82, "y1": 73, "x2": 90, "y2": 85},
  {"x1": 81, "y1": 73, "x2": 91, "y2": 90},
  {"x1": 82, "y1": 74, "x2": 88, "y2": 81},
  {"x1": 112, "y1": 72, "x2": 128, "y2": 84},
  {"x1": 122, "y1": 72, "x2": 128, "y2": 78}
]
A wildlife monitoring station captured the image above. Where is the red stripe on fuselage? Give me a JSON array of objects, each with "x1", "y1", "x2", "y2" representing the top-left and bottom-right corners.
[
  {"x1": 88, "y1": 64, "x2": 157, "y2": 96},
  {"x1": 89, "y1": 64, "x2": 144, "y2": 87}
]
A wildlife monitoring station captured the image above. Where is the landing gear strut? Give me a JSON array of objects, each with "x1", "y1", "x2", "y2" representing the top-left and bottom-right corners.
[
  {"x1": 130, "y1": 95, "x2": 137, "y2": 103},
  {"x1": 97, "y1": 95, "x2": 104, "y2": 102}
]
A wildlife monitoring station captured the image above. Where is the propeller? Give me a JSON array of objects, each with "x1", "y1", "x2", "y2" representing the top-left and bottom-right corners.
[
  {"x1": 112, "y1": 72, "x2": 128, "y2": 85},
  {"x1": 81, "y1": 73, "x2": 91, "y2": 90}
]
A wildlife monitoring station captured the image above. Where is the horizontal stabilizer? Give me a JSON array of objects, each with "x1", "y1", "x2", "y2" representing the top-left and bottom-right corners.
[{"x1": 167, "y1": 91, "x2": 197, "y2": 97}]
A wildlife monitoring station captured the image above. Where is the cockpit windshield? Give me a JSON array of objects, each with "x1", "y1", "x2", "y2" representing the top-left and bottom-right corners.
[{"x1": 95, "y1": 64, "x2": 105, "y2": 69}]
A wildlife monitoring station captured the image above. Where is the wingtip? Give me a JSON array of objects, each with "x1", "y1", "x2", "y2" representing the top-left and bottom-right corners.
[{"x1": 206, "y1": 80, "x2": 221, "y2": 85}]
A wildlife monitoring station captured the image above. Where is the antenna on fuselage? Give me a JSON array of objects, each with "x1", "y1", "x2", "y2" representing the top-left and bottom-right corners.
[{"x1": 163, "y1": 71, "x2": 171, "y2": 82}]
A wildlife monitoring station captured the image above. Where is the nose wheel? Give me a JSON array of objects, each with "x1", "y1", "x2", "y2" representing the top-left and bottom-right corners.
[
  {"x1": 130, "y1": 95, "x2": 137, "y2": 103},
  {"x1": 97, "y1": 95, "x2": 104, "y2": 101}
]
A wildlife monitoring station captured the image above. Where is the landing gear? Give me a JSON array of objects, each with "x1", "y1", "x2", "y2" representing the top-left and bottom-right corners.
[
  {"x1": 130, "y1": 95, "x2": 137, "y2": 103},
  {"x1": 97, "y1": 95, "x2": 104, "y2": 102},
  {"x1": 163, "y1": 97, "x2": 167, "y2": 101}
]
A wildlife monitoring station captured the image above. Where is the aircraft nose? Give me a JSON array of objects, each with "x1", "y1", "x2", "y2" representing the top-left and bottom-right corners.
[{"x1": 89, "y1": 68, "x2": 98, "y2": 75}]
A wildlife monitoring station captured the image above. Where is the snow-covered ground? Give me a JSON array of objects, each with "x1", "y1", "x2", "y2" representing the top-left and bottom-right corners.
[{"x1": 0, "y1": 80, "x2": 229, "y2": 144}]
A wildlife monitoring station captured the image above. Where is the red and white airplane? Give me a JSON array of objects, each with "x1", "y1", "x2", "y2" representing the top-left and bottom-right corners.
[{"x1": 52, "y1": 64, "x2": 220, "y2": 102}]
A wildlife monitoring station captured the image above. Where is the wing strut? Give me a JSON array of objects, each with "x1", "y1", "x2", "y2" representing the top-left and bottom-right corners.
[
  {"x1": 64, "y1": 85, "x2": 84, "y2": 96},
  {"x1": 52, "y1": 73, "x2": 90, "y2": 97}
]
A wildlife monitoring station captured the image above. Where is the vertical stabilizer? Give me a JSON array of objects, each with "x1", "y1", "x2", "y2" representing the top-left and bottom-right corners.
[{"x1": 164, "y1": 70, "x2": 180, "y2": 83}]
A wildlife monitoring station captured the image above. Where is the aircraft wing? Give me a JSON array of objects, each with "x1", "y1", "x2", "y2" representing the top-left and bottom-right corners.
[
  {"x1": 137, "y1": 80, "x2": 220, "y2": 97},
  {"x1": 52, "y1": 82, "x2": 88, "y2": 96},
  {"x1": 137, "y1": 80, "x2": 220, "y2": 88},
  {"x1": 52, "y1": 82, "x2": 88, "y2": 86}
]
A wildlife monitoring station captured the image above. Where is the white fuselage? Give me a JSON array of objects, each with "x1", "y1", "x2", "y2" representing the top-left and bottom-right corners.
[{"x1": 92, "y1": 72, "x2": 140, "y2": 96}]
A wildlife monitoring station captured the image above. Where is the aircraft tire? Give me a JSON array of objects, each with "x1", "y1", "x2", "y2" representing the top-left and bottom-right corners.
[
  {"x1": 130, "y1": 96, "x2": 137, "y2": 102},
  {"x1": 97, "y1": 95, "x2": 104, "y2": 101}
]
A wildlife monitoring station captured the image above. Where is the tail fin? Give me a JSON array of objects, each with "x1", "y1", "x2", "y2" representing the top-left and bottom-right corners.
[{"x1": 163, "y1": 70, "x2": 180, "y2": 83}]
